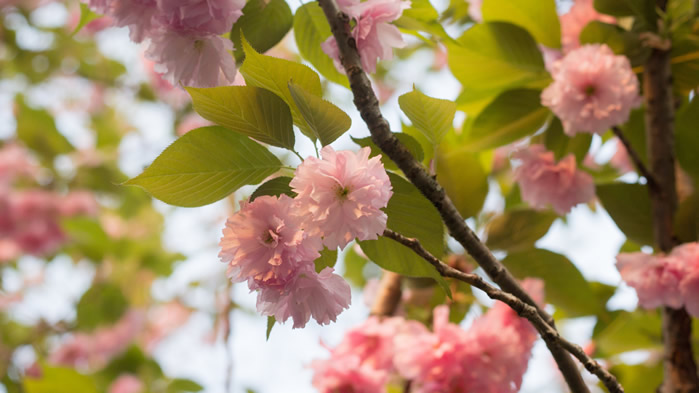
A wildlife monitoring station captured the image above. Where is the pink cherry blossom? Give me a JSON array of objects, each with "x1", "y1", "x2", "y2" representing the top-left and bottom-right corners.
[
  {"x1": 176, "y1": 112, "x2": 212, "y2": 136},
  {"x1": 59, "y1": 191, "x2": 99, "y2": 216},
  {"x1": 0, "y1": 143, "x2": 37, "y2": 185},
  {"x1": 156, "y1": 0, "x2": 245, "y2": 36},
  {"x1": 541, "y1": 44, "x2": 641, "y2": 136},
  {"x1": 109, "y1": 374, "x2": 145, "y2": 393},
  {"x1": 219, "y1": 194, "x2": 321, "y2": 289},
  {"x1": 145, "y1": 31, "x2": 237, "y2": 88},
  {"x1": 321, "y1": 0, "x2": 410, "y2": 73},
  {"x1": 616, "y1": 252, "x2": 685, "y2": 309},
  {"x1": 560, "y1": 0, "x2": 616, "y2": 53},
  {"x1": 143, "y1": 301, "x2": 191, "y2": 352},
  {"x1": 110, "y1": 0, "x2": 158, "y2": 43},
  {"x1": 291, "y1": 146, "x2": 393, "y2": 250},
  {"x1": 468, "y1": 0, "x2": 482, "y2": 22},
  {"x1": 332, "y1": 316, "x2": 405, "y2": 370},
  {"x1": 672, "y1": 243, "x2": 699, "y2": 316},
  {"x1": 511, "y1": 144, "x2": 595, "y2": 215},
  {"x1": 311, "y1": 354, "x2": 388, "y2": 393},
  {"x1": 257, "y1": 266, "x2": 351, "y2": 329}
]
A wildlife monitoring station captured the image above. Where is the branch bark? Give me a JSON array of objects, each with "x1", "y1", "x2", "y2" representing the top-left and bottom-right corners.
[
  {"x1": 611, "y1": 126, "x2": 659, "y2": 190},
  {"x1": 382, "y1": 230, "x2": 624, "y2": 393},
  {"x1": 316, "y1": 2, "x2": 590, "y2": 392},
  {"x1": 370, "y1": 271, "x2": 403, "y2": 317},
  {"x1": 643, "y1": 3, "x2": 699, "y2": 390}
]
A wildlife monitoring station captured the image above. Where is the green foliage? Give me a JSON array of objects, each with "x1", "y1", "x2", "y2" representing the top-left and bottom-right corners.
[
  {"x1": 359, "y1": 174, "x2": 451, "y2": 296},
  {"x1": 61, "y1": 217, "x2": 113, "y2": 262},
  {"x1": 266, "y1": 316, "x2": 275, "y2": 340},
  {"x1": 609, "y1": 363, "x2": 664, "y2": 393},
  {"x1": 502, "y1": 249, "x2": 599, "y2": 316},
  {"x1": 671, "y1": 38, "x2": 699, "y2": 94},
  {"x1": 239, "y1": 36, "x2": 323, "y2": 141},
  {"x1": 249, "y1": 176, "x2": 296, "y2": 202},
  {"x1": 314, "y1": 248, "x2": 338, "y2": 273},
  {"x1": 465, "y1": 89, "x2": 550, "y2": 151},
  {"x1": 594, "y1": 310, "x2": 661, "y2": 356},
  {"x1": 230, "y1": 0, "x2": 292, "y2": 63},
  {"x1": 485, "y1": 209, "x2": 558, "y2": 252},
  {"x1": 447, "y1": 22, "x2": 549, "y2": 96},
  {"x1": 76, "y1": 282, "x2": 129, "y2": 330},
  {"x1": 481, "y1": 0, "x2": 561, "y2": 48},
  {"x1": 597, "y1": 183, "x2": 654, "y2": 246},
  {"x1": 288, "y1": 82, "x2": 351, "y2": 146},
  {"x1": 24, "y1": 365, "x2": 98, "y2": 393},
  {"x1": 593, "y1": 0, "x2": 655, "y2": 30},
  {"x1": 435, "y1": 145, "x2": 489, "y2": 219},
  {"x1": 675, "y1": 98, "x2": 699, "y2": 177},
  {"x1": 72, "y1": 4, "x2": 101, "y2": 36},
  {"x1": 398, "y1": 88, "x2": 456, "y2": 146},
  {"x1": 542, "y1": 118, "x2": 592, "y2": 163},
  {"x1": 343, "y1": 246, "x2": 370, "y2": 287},
  {"x1": 293, "y1": 3, "x2": 349, "y2": 87},
  {"x1": 125, "y1": 126, "x2": 282, "y2": 207},
  {"x1": 579, "y1": 22, "x2": 648, "y2": 66},
  {"x1": 351, "y1": 133, "x2": 425, "y2": 171},
  {"x1": 187, "y1": 85, "x2": 295, "y2": 150},
  {"x1": 15, "y1": 97, "x2": 74, "y2": 162},
  {"x1": 395, "y1": 0, "x2": 451, "y2": 40},
  {"x1": 167, "y1": 379, "x2": 205, "y2": 393}
]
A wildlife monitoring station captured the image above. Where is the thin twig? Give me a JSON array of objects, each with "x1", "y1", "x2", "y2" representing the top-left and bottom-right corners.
[
  {"x1": 383, "y1": 229, "x2": 625, "y2": 393},
  {"x1": 316, "y1": 2, "x2": 590, "y2": 391},
  {"x1": 611, "y1": 126, "x2": 659, "y2": 190}
]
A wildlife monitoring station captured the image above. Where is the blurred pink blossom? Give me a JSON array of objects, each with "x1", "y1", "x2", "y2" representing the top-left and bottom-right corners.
[
  {"x1": 109, "y1": 374, "x2": 145, "y2": 393},
  {"x1": 610, "y1": 139, "x2": 634, "y2": 174},
  {"x1": 312, "y1": 354, "x2": 387, "y2": 393},
  {"x1": 176, "y1": 112, "x2": 212, "y2": 136},
  {"x1": 468, "y1": 0, "x2": 482, "y2": 22},
  {"x1": 541, "y1": 44, "x2": 641, "y2": 136},
  {"x1": 617, "y1": 243, "x2": 699, "y2": 316},
  {"x1": 291, "y1": 146, "x2": 393, "y2": 250},
  {"x1": 0, "y1": 143, "x2": 38, "y2": 185},
  {"x1": 512, "y1": 145, "x2": 595, "y2": 215},
  {"x1": 560, "y1": 0, "x2": 616, "y2": 52},
  {"x1": 143, "y1": 302, "x2": 191, "y2": 352}
]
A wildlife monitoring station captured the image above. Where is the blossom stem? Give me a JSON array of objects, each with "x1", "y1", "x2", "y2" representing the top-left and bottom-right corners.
[
  {"x1": 642, "y1": 1, "x2": 699, "y2": 389},
  {"x1": 292, "y1": 150, "x2": 305, "y2": 162},
  {"x1": 382, "y1": 229, "x2": 625, "y2": 393},
  {"x1": 611, "y1": 126, "x2": 659, "y2": 191},
  {"x1": 316, "y1": 1, "x2": 590, "y2": 391}
]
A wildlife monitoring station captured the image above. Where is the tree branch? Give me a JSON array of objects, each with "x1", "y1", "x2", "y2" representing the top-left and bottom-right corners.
[
  {"x1": 383, "y1": 229, "x2": 624, "y2": 393},
  {"x1": 642, "y1": 2, "x2": 699, "y2": 390},
  {"x1": 316, "y1": 2, "x2": 589, "y2": 392},
  {"x1": 611, "y1": 126, "x2": 659, "y2": 190},
  {"x1": 370, "y1": 271, "x2": 403, "y2": 317}
]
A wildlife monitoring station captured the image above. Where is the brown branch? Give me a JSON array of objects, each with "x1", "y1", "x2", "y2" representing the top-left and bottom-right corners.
[
  {"x1": 383, "y1": 230, "x2": 625, "y2": 393},
  {"x1": 370, "y1": 271, "x2": 403, "y2": 316},
  {"x1": 611, "y1": 126, "x2": 659, "y2": 190},
  {"x1": 643, "y1": 2, "x2": 699, "y2": 390},
  {"x1": 316, "y1": 2, "x2": 589, "y2": 392}
]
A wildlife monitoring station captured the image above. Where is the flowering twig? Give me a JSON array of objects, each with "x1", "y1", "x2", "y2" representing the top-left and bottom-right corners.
[
  {"x1": 611, "y1": 126, "x2": 659, "y2": 190},
  {"x1": 642, "y1": 1, "x2": 699, "y2": 389},
  {"x1": 382, "y1": 229, "x2": 625, "y2": 393},
  {"x1": 316, "y1": 2, "x2": 589, "y2": 391}
]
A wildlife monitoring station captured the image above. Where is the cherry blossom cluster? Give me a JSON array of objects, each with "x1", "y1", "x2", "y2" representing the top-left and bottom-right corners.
[
  {"x1": 511, "y1": 144, "x2": 595, "y2": 215},
  {"x1": 84, "y1": 0, "x2": 245, "y2": 87},
  {"x1": 0, "y1": 143, "x2": 98, "y2": 262},
  {"x1": 219, "y1": 146, "x2": 393, "y2": 328},
  {"x1": 312, "y1": 279, "x2": 543, "y2": 393},
  {"x1": 541, "y1": 44, "x2": 641, "y2": 136},
  {"x1": 616, "y1": 242, "x2": 699, "y2": 317},
  {"x1": 322, "y1": 0, "x2": 411, "y2": 74},
  {"x1": 109, "y1": 374, "x2": 145, "y2": 393}
]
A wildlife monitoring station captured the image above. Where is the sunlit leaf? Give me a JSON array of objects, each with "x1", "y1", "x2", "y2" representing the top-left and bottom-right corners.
[
  {"x1": 482, "y1": 0, "x2": 561, "y2": 48},
  {"x1": 398, "y1": 88, "x2": 456, "y2": 146},
  {"x1": 288, "y1": 82, "x2": 351, "y2": 146},
  {"x1": 597, "y1": 183, "x2": 654, "y2": 246},
  {"x1": 230, "y1": 0, "x2": 292, "y2": 63}
]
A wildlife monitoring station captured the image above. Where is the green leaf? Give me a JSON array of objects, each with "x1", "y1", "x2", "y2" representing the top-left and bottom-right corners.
[
  {"x1": 610, "y1": 363, "x2": 664, "y2": 393},
  {"x1": 314, "y1": 248, "x2": 338, "y2": 273},
  {"x1": 24, "y1": 365, "x2": 97, "y2": 393},
  {"x1": 266, "y1": 316, "x2": 275, "y2": 341},
  {"x1": 597, "y1": 183, "x2": 654, "y2": 246},
  {"x1": 249, "y1": 176, "x2": 296, "y2": 202},
  {"x1": 435, "y1": 146, "x2": 489, "y2": 218},
  {"x1": 187, "y1": 85, "x2": 295, "y2": 149},
  {"x1": 398, "y1": 88, "x2": 456, "y2": 146},
  {"x1": 230, "y1": 0, "x2": 292, "y2": 63},
  {"x1": 543, "y1": 117, "x2": 592, "y2": 163},
  {"x1": 351, "y1": 133, "x2": 424, "y2": 171},
  {"x1": 293, "y1": 3, "x2": 349, "y2": 87},
  {"x1": 359, "y1": 174, "x2": 451, "y2": 296},
  {"x1": 61, "y1": 217, "x2": 113, "y2": 262},
  {"x1": 394, "y1": 0, "x2": 452, "y2": 40},
  {"x1": 481, "y1": 0, "x2": 561, "y2": 48},
  {"x1": 288, "y1": 82, "x2": 351, "y2": 146},
  {"x1": 594, "y1": 310, "x2": 661, "y2": 356},
  {"x1": 486, "y1": 209, "x2": 558, "y2": 252},
  {"x1": 72, "y1": 4, "x2": 101, "y2": 36},
  {"x1": 593, "y1": 0, "x2": 655, "y2": 29},
  {"x1": 465, "y1": 89, "x2": 550, "y2": 151},
  {"x1": 167, "y1": 379, "x2": 204, "y2": 393},
  {"x1": 15, "y1": 97, "x2": 74, "y2": 161},
  {"x1": 343, "y1": 246, "x2": 369, "y2": 287},
  {"x1": 671, "y1": 39, "x2": 699, "y2": 95},
  {"x1": 502, "y1": 248, "x2": 598, "y2": 316},
  {"x1": 76, "y1": 282, "x2": 129, "y2": 330},
  {"x1": 676, "y1": 98, "x2": 699, "y2": 177},
  {"x1": 125, "y1": 126, "x2": 282, "y2": 207},
  {"x1": 674, "y1": 192, "x2": 698, "y2": 243},
  {"x1": 447, "y1": 22, "x2": 549, "y2": 93},
  {"x1": 579, "y1": 22, "x2": 648, "y2": 66},
  {"x1": 240, "y1": 35, "x2": 323, "y2": 140}
]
